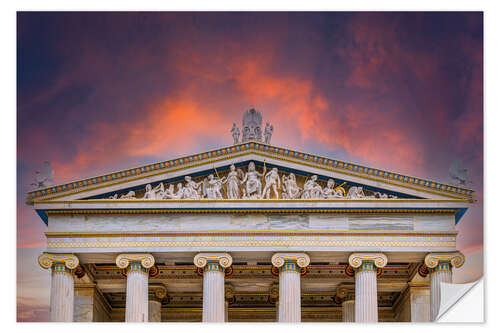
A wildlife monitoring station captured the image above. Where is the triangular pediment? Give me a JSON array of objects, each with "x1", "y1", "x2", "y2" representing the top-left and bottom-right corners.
[{"x1": 27, "y1": 141, "x2": 474, "y2": 203}]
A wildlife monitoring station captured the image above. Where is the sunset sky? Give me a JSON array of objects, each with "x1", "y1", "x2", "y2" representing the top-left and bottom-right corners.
[{"x1": 16, "y1": 12, "x2": 483, "y2": 321}]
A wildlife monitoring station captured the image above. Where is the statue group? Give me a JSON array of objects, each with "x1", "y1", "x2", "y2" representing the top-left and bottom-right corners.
[{"x1": 108, "y1": 162, "x2": 397, "y2": 200}]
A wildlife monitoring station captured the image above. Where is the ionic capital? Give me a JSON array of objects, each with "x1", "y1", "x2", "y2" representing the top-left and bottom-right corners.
[
  {"x1": 424, "y1": 251, "x2": 465, "y2": 269},
  {"x1": 115, "y1": 253, "x2": 155, "y2": 269},
  {"x1": 271, "y1": 253, "x2": 310, "y2": 268},
  {"x1": 193, "y1": 253, "x2": 233, "y2": 268},
  {"x1": 348, "y1": 252, "x2": 388, "y2": 268},
  {"x1": 38, "y1": 253, "x2": 79, "y2": 270},
  {"x1": 149, "y1": 284, "x2": 167, "y2": 300},
  {"x1": 334, "y1": 285, "x2": 354, "y2": 303}
]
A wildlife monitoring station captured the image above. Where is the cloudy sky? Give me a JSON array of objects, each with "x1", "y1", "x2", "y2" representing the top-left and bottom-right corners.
[{"x1": 17, "y1": 12, "x2": 483, "y2": 321}]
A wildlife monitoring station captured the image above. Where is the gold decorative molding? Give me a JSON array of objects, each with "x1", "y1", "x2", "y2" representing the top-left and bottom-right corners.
[
  {"x1": 115, "y1": 253, "x2": 155, "y2": 269},
  {"x1": 44, "y1": 208, "x2": 459, "y2": 215},
  {"x1": 271, "y1": 252, "x2": 310, "y2": 268},
  {"x1": 38, "y1": 253, "x2": 79, "y2": 270},
  {"x1": 348, "y1": 252, "x2": 388, "y2": 268},
  {"x1": 424, "y1": 251, "x2": 465, "y2": 268},
  {"x1": 193, "y1": 253, "x2": 233, "y2": 268}
]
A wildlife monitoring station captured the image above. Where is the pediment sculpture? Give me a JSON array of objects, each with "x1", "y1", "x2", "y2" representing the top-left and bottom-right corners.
[{"x1": 106, "y1": 162, "x2": 398, "y2": 201}]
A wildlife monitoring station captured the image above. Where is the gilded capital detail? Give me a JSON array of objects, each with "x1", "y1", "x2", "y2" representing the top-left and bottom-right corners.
[
  {"x1": 424, "y1": 251, "x2": 465, "y2": 269},
  {"x1": 271, "y1": 253, "x2": 310, "y2": 268},
  {"x1": 38, "y1": 253, "x2": 79, "y2": 270},
  {"x1": 194, "y1": 253, "x2": 233, "y2": 269},
  {"x1": 115, "y1": 253, "x2": 155, "y2": 269},
  {"x1": 348, "y1": 253, "x2": 388, "y2": 269},
  {"x1": 150, "y1": 284, "x2": 167, "y2": 300}
]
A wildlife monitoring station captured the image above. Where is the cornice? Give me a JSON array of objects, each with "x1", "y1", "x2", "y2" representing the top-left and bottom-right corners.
[{"x1": 27, "y1": 141, "x2": 474, "y2": 202}]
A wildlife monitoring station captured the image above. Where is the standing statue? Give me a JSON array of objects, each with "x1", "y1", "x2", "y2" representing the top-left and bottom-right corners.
[
  {"x1": 264, "y1": 122, "x2": 274, "y2": 144},
  {"x1": 231, "y1": 123, "x2": 240, "y2": 144},
  {"x1": 301, "y1": 175, "x2": 323, "y2": 199},
  {"x1": 241, "y1": 162, "x2": 266, "y2": 198},
  {"x1": 226, "y1": 164, "x2": 244, "y2": 199},
  {"x1": 262, "y1": 167, "x2": 281, "y2": 199},
  {"x1": 282, "y1": 173, "x2": 301, "y2": 199},
  {"x1": 203, "y1": 174, "x2": 226, "y2": 199},
  {"x1": 322, "y1": 179, "x2": 344, "y2": 198},
  {"x1": 184, "y1": 176, "x2": 202, "y2": 199}
]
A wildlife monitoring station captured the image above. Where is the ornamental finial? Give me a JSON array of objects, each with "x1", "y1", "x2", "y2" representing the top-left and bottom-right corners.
[
  {"x1": 348, "y1": 253, "x2": 388, "y2": 268},
  {"x1": 424, "y1": 251, "x2": 465, "y2": 269},
  {"x1": 38, "y1": 253, "x2": 79, "y2": 270}
]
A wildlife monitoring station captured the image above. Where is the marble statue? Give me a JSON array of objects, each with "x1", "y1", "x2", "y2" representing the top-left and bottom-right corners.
[
  {"x1": 282, "y1": 173, "x2": 301, "y2": 199},
  {"x1": 241, "y1": 108, "x2": 263, "y2": 142},
  {"x1": 226, "y1": 164, "x2": 243, "y2": 199},
  {"x1": 301, "y1": 175, "x2": 323, "y2": 199},
  {"x1": 322, "y1": 179, "x2": 344, "y2": 199},
  {"x1": 241, "y1": 162, "x2": 266, "y2": 198},
  {"x1": 231, "y1": 123, "x2": 240, "y2": 144},
  {"x1": 264, "y1": 122, "x2": 274, "y2": 144},
  {"x1": 143, "y1": 183, "x2": 165, "y2": 200},
  {"x1": 262, "y1": 167, "x2": 281, "y2": 199},
  {"x1": 203, "y1": 174, "x2": 225, "y2": 199},
  {"x1": 120, "y1": 190, "x2": 136, "y2": 199},
  {"x1": 184, "y1": 176, "x2": 202, "y2": 200},
  {"x1": 346, "y1": 186, "x2": 365, "y2": 199}
]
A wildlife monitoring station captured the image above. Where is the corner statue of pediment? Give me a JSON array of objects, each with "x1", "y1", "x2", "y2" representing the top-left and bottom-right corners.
[{"x1": 106, "y1": 161, "x2": 398, "y2": 201}]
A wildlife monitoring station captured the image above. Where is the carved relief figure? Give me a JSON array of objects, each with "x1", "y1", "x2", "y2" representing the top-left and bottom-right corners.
[
  {"x1": 264, "y1": 122, "x2": 274, "y2": 144},
  {"x1": 184, "y1": 176, "x2": 202, "y2": 199},
  {"x1": 144, "y1": 183, "x2": 166, "y2": 200},
  {"x1": 203, "y1": 174, "x2": 226, "y2": 199},
  {"x1": 322, "y1": 179, "x2": 344, "y2": 199},
  {"x1": 282, "y1": 173, "x2": 301, "y2": 199},
  {"x1": 346, "y1": 186, "x2": 365, "y2": 199},
  {"x1": 262, "y1": 167, "x2": 281, "y2": 199},
  {"x1": 120, "y1": 190, "x2": 136, "y2": 199},
  {"x1": 301, "y1": 175, "x2": 323, "y2": 199},
  {"x1": 231, "y1": 123, "x2": 240, "y2": 144},
  {"x1": 226, "y1": 164, "x2": 243, "y2": 199},
  {"x1": 241, "y1": 161, "x2": 266, "y2": 198}
]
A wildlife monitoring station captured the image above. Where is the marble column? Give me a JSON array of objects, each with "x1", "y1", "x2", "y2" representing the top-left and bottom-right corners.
[
  {"x1": 348, "y1": 253, "x2": 388, "y2": 322},
  {"x1": 271, "y1": 253, "x2": 310, "y2": 322},
  {"x1": 38, "y1": 253, "x2": 80, "y2": 322},
  {"x1": 194, "y1": 253, "x2": 233, "y2": 322},
  {"x1": 149, "y1": 284, "x2": 167, "y2": 322},
  {"x1": 116, "y1": 253, "x2": 155, "y2": 322},
  {"x1": 424, "y1": 252, "x2": 465, "y2": 321},
  {"x1": 342, "y1": 300, "x2": 355, "y2": 322},
  {"x1": 336, "y1": 286, "x2": 355, "y2": 322}
]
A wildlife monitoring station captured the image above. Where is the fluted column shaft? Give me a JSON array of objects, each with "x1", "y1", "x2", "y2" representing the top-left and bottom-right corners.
[
  {"x1": 429, "y1": 262, "x2": 452, "y2": 321},
  {"x1": 278, "y1": 260, "x2": 301, "y2": 322},
  {"x1": 50, "y1": 262, "x2": 74, "y2": 322},
  {"x1": 342, "y1": 299, "x2": 355, "y2": 322},
  {"x1": 125, "y1": 262, "x2": 149, "y2": 322},
  {"x1": 354, "y1": 261, "x2": 378, "y2": 322},
  {"x1": 148, "y1": 299, "x2": 162, "y2": 322},
  {"x1": 202, "y1": 261, "x2": 225, "y2": 322}
]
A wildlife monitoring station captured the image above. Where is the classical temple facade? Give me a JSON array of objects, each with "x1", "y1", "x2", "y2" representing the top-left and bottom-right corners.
[{"x1": 27, "y1": 110, "x2": 473, "y2": 322}]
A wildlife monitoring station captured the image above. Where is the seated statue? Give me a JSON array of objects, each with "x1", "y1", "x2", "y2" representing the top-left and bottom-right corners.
[
  {"x1": 301, "y1": 175, "x2": 323, "y2": 199},
  {"x1": 322, "y1": 179, "x2": 344, "y2": 199}
]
